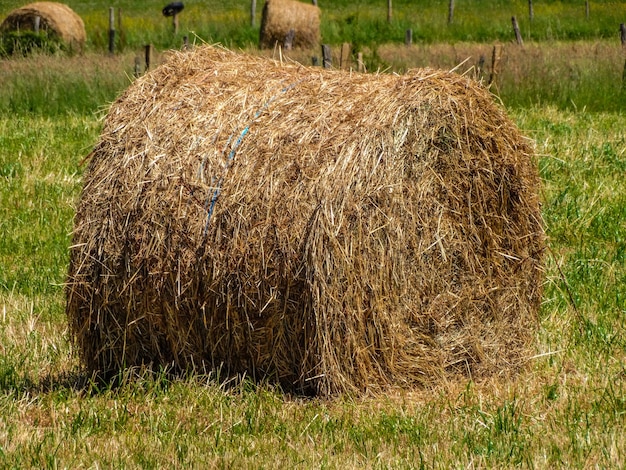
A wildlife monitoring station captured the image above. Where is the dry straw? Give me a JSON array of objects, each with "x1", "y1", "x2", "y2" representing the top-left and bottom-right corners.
[
  {"x1": 66, "y1": 45, "x2": 545, "y2": 397},
  {"x1": 0, "y1": 2, "x2": 86, "y2": 52},
  {"x1": 259, "y1": 0, "x2": 320, "y2": 49}
]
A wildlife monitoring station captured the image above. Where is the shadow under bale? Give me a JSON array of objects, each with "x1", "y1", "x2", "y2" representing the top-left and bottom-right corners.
[{"x1": 66, "y1": 45, "x2": 545, "y2": 397}]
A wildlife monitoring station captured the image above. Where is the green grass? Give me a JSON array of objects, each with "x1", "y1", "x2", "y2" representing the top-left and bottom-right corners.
[
  {"x1": 1, "y1": 0, "x2": 626, "y2": 51},
  {"x1": 1, "y1": 86, "x2": 625, "y2": 468},
  {"x1": 0, "y1": 54, "x2": 133, "y2": 116},
  {"x1": 0, "y1": 3, "x2": 625, "y2": 466}
]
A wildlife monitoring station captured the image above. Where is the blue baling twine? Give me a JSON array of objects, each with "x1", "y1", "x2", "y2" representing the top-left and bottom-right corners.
[{"x1": 202, "y1": 80, "x2": 301, "y2": 235}]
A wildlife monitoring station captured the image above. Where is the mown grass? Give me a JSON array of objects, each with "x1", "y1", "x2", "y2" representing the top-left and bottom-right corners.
[{"x1": 0, "y1": 48, "x2": 625, "y2": 466}]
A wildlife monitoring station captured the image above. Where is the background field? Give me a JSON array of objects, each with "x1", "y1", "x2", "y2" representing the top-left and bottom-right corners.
[
  {"x1": 3, "y1": 0, "x2": 626, "y2": 48},
  {"x1": 1, "y1": 0, "x2": 625, "y2": 467}
]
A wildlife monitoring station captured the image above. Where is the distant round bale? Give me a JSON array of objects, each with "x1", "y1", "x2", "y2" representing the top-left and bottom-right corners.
[
  {"x1": 0, "y1": 2, "x2": 86, "y2": 52},
  {"x1": 259, "y1": 0, "x2": 320, "y2": 49},
  {"x1": 66, "y1": 45, "x2": 545, "y2": 397}
]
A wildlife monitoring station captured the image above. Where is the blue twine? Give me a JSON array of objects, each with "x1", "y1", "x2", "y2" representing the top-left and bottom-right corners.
[{"x1": 202, "y1": 80, "x2": 301, "y2": 235}]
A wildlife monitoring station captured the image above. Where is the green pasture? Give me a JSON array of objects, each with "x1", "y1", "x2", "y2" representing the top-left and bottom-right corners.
[
  {"x1": 1, "y1": 0, "x2": 625, "y2": 467},
  {"x1": 1, "y1": 57, "x2": 624, "y2": 468},
  {"x1": 1, "y1": 0, "x2": 626, "y2": 51}
]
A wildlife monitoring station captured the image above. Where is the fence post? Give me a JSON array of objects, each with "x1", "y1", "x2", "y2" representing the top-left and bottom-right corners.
[
  {"x1": 145, "y1": 44, "x2": 153, "y2": 72},
  {"x1": 340, "y1": 43, "x2": 351, "y2": 70},
  {"x1": 312, "y1": 0, "x2": 317, "y2": 5},
  {"x1": 322, "y1": 44, "x2": 332, "y2": 69},
  {"x1": 528, "y1": 0, "x2": 534, "y2": 22},
  {"x1": 405, "y1": 29, "x2": 412, "y2": 46},
  {"x1": 134, "y1": 56, "x2": 141, "y2": 78},
  {"x1": 476, "y1": 54, "x2": 485, "y2": 80},
  {"x1": 108, "y1": 7, "x2": 115, "y2": 54},
  {"x1": 489, "y1": 44, "x2": 503, "y2": 86},
  {"x1": 387, "y1": 0, "x2": 392, "y2": 23},
  {"x1": 621, "y1": 23, "x2": 626, "y2": 49},
  {"x1": 34, "y1": 16, "x2": 40, "y2": 34},
  {"x1": 585, "y1": 1, "x2": 590, "y2": 20},
  {"x1": 512, "y1": 16, "x2": 523, "y2": 46},
  {"x1": 173, "y1": 13, "x2": 179, "y2": 34},
  {"x1": 448, "y1": 0, "x2": 454, "y2": 24}
]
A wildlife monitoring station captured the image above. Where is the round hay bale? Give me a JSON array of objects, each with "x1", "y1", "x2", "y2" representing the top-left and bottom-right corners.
[
  {"x1": 259, "y1": 0, "x2": 320, "y2": 50},
  {"x1": 66, "y1": 45, "x2": 545, "y2": 396},
  {"x1": 0, "y1": 2, "x2": 86, "y2": 53}
]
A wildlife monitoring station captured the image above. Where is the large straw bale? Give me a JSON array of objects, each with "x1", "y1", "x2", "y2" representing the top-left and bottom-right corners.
[
  {"x1": 0, "y1": 2, "x2": 85, "y2": 52},
  {"x1": 259, "y1": 0, "x2": 320, "y2": 49},
  {"x1": 66, "y1": 45, "x2": 544, "y2": 396}
]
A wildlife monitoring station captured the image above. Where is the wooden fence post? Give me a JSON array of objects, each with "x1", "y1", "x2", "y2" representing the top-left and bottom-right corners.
[
  {"x1": 134, "y1": 56, "x2": 141, "y2": 78},
  {"x1": 448, "y1": 0, "x2": 454, "y2": 24},
  {"x1": 585, "y1": 1, "x2": 590, "y2": 20},
  {"x1": 312, "y1": 0, "x2": 317, "y2": 5},
  {"x1": 528, "y1": 0, "x2": 534, "y2": 22},
  {"x1": 489, "y1": 44, "x2": 503, "y2": 86},
  {"x1": 173, "y1": 13, "x2": 179, "y2": 34},
  {"x1": 512, "y1": 16, "x2": 523, "y2": 46},
  {"x1": 108, "y1": 7, "x2": 115, "y2": 54},
  {"x1": 251, "y1": 0, "x2": 256, "y2": 27},
  {"x1": 322, "y1": 44, "x2": 332, "y2": 69},
  {"x1": 476, "y1": 54, "x2": 485, "y2": 80},
  {"x1": 405, "y1": 29, "x2": 412, "y2": 46},
  {"x1": 621, "y1": 23, "x2": 626, "y2": 49},
  {"x1": 340, "y1": 43, "x2": 351, "y2": 70},
  {"x1": 145, "y1": 44, "x2": 153, "y2": 72},
  {"x1": 34, "y1": 16, "x2": 40, "y2": 34},
  {"x1": 387, "y1": 0, "x2": 392, "y2": 23}
]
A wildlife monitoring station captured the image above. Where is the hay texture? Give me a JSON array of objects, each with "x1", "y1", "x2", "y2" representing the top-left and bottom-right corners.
[
  {"x1": 0, "y1": 2, "x2": 85, "y2": 51},
  {"x1": 67, "y1": 45, "x2": 544, "y2": 396},
  {"x1": 259, "y1": 0, "x2": 320, "y2": 49}
]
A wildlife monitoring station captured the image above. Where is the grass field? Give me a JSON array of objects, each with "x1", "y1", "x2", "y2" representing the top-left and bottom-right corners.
[
  {"x1": 1, "y1": 0, "x2": 626, "y2": 51},
  {"x1": 0, "y1": 103, "x2": 624, "y2": 467},
  {"x1": 1, "y1": 0, "x2": 625, "y2": 467}
]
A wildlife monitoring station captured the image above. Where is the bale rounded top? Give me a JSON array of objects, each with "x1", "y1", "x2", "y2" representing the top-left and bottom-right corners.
[
  {"x1": 67, "y1": 45, "x2": 544, "y2": 396},
  {"x1": 1, "y1": 2, "x2": 86, "y2": 51},
  {"x1": 260, "y1": 0, "x2": 320, "y2": 49}
]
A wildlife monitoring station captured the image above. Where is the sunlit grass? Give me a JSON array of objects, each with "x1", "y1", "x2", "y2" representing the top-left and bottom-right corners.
[
  {"x1": 0, "y1": 53, "x2": 133, "y2": 116},
  {"x1": 0, "y1": 10, "x2": 624, "y2": 465},
  {"x1": 1, "y1": 0, "x2": 625, "y2": 51},
  {"x1": 0, "y1": 100, "x2": 624, "y2": 468}
]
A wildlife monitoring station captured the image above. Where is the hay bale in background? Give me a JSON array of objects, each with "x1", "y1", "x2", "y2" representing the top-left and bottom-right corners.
[
  {"x1": 66, "y1": 45, "x2": 544, "y2": 396},
  {"x1": 259, "y1": 0, "x2": 320, "y2": 49},
  {"x1": 0, "y1": 2, "x2": 85, "y2": 53}
]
